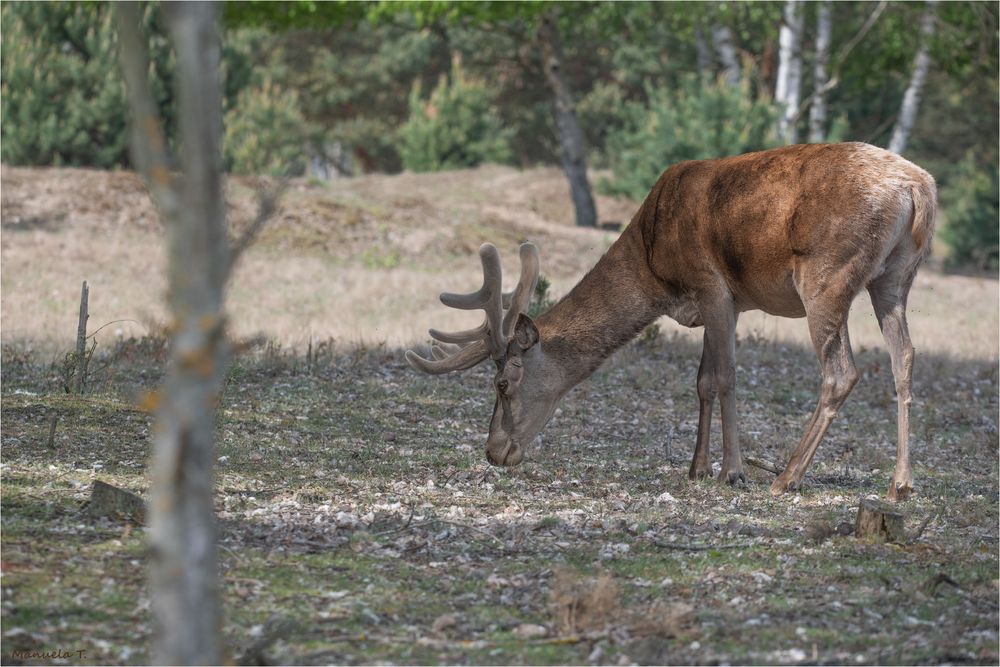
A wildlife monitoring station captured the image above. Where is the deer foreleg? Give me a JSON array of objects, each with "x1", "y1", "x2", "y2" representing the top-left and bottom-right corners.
[
  {"x1": 692, "y1": 301, "x2": 745, "y2": 485},
  {"x1": 711, "y1": 317, "x2": 745, "y2": 485},
  {"x1": 689, "y1": 336, "x2": 714, "y2": 480}
]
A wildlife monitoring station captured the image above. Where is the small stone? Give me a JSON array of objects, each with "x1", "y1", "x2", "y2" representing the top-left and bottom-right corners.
[
  {"x1": 432, "y1": 613, "x2": 458, "y2": 634},
  {"x1": 513, "y1": 623, "x2": 547, "y2": 639}
]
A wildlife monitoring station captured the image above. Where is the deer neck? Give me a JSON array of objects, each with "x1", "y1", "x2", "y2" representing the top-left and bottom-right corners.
[{"x1": 534, "y1": 227, "x2": 662, "y2": 392}]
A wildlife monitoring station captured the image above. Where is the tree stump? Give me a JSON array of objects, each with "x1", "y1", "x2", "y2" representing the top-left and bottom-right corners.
[
  {"x1": 88, "y1": 480, "x2": 147, "y2": 524},
  {"x1": 855, "y1": 498, "x2": 906, "y2": 543}
]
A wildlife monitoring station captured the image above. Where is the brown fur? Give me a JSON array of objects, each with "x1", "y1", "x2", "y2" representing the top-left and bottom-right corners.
[
  {"x1": 410, "y1": 142, "x2": 936, "y2": 500},
  {"x1": 536, "y1": 142, "x2": 936, "y2": 497}
]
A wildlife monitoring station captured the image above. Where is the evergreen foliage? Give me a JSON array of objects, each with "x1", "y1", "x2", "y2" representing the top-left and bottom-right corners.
[
  {"x1": 224, "y1": 81, "x2": 311, "y2": 177},
  {"x1": 940, "y1": 154, "x2": 999, "y2": 271},
  {"x1": 600, "y1": 74, "x2": 776, "y2": 201},
  {"x1": 1, "y1": 2, "x2": 176, "y2": 168},
  {"x1": 399, "y1": 67, "x2": 513, "y2": 172},
  {"x1": 1, "y1": 1, "x2": 996, "y2": 268}
]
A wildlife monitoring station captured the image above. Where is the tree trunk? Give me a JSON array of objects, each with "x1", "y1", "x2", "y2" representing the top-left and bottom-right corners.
[
  {"x1": 710, "y1": 24, "x2": 740, "y2": 87},
  {"x1": 888, "y1": 0, "x2": 938, "y2": 155},
  {"x1": 775, "y1": 0, "x2": 804, "y2": 144},
  {"x1": 117, "y1": 2, "x2": 227, "y2": 663},
  {"x1": 537, "y1": 13, "x2": 597, "y2": 228},
  {"x1": 808, "y1": 0, "x2": 833, "y2": 142},
  {"x1": 694, "y1": 23, "x2": 712, "y2": 79}
]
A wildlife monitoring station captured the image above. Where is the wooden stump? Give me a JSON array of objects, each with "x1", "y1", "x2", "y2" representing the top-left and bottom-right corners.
[
  {"x1": 89, "y1": 480, "x2": 147, "y2": 524},
  {"x1": 75, "y1": 281, "x2": 89, "y2": 395},
  {"x1": 855, "y1": 498, "x2": 906, "y2": 543}
]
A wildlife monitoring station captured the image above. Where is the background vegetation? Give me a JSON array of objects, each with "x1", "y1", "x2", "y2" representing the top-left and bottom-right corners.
[{"x1": 1, "y1": 0, "x2": 997, "y2": 267}]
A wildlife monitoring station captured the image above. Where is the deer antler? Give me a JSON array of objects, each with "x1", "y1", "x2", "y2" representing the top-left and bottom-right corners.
[{"x1": 406, "y1": 242, "x2": 540, "y2": 375}]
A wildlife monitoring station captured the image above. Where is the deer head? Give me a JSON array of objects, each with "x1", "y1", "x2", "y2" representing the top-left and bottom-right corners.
[{"x1": 406, "y1": 242, "x2": 559, "y2": 467}]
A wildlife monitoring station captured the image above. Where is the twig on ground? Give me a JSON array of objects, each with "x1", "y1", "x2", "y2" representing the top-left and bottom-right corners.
[
  {"x1": 908, "y1": 512, "x2": 936, "y2": 543},
  {"x1": 374, "y1": 503, "x2": 416, "y2": 536},
  {"x1": 439, "y1": 469, "x2": 462, "y2": 487},
  {"x1": 653, "y1": 540, "x2": 756, "y2": 552},
  {"x1": 432, "y1": 518, "x2": 508, "y2": 550},
  {"x1": 745, "y1": 457, "x2": 782, "y2": 475},
  {"x1": 218, "y1": 543, "x2": 246, "y2": 566}
]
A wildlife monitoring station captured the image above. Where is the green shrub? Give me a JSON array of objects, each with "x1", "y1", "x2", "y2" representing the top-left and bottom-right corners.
[
  {"x1": 1, "y1": 2, "x2": 175, "y2": 168},
  {"x1": 528, "y1": 275, "x2": 556, "y2": 319},
  {"x1": 224, "y1": 81, "x2": 311, "y2": 176},
  {"x1": 399, "y1": 67, "x2": 512, "y2": 172},
  {"x1": 600, "y1": 74, "x2": 776, "y2": 201},
  {"x1": 940, "y1": 154, "x2": 999, "y2": 271}
]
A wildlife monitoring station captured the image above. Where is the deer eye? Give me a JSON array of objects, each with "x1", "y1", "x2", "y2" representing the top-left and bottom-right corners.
[{"x1": 497, "y1": 379, "x2": 509, "y2": 395}]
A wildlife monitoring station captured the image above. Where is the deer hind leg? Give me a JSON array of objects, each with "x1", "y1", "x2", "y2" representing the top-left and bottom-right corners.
[
  {"x1": 771, "y1": 301, "x2": 859, "y2": 495},
  {"x1": 689, "y1": 335, "x2": 714, "y2": 480},
  {"x1": 868, "y1": 275, "x2": 916, "y2": 501}
]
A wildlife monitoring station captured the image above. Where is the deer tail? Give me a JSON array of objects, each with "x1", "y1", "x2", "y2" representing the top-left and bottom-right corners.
[{"x1": 910, "y1": 177, "x2": 938, "y2": 255}]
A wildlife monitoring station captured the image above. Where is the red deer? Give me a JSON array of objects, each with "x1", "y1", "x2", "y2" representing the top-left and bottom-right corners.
[{"x1": 407, "y1": 143, "x2": 937, "y2": 500}]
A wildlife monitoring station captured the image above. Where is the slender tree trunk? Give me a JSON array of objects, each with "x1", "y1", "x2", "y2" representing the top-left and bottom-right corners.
[
  {"x1": 117, "y1": 2, "x2": 227, "y2": 663},
  {"x1": 695, "y1": 23, "x2": 712, "y2": 79},
  {"x1": 711, "y1": 24, "x2": 741, "y2": 87},
  {"x1": 537, "y1": 13, "x2": 597, "y2": 228},
  {"x1": 809, "y1": 0, "x2": 833, "y2": 142},
  {"x1": 889, "y1": 0, "x2": 938, "y2": 155},
  {"x1": 775, "y1": 0, "x2": 804, "y2": 144}
]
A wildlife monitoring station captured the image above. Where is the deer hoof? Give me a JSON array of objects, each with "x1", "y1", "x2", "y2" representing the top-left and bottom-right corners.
[
  {"x1": 719, "y1": 468, "x2": 747, "y2": 486},
  {"x1": 886, "y1": 481, "x2": 912, "y2": 502},
  {"x1": 688, "y1": 466, "x2": 711, "y2": 481},
  {"x1": 769, "y1": 476, "x2": 800, "y2": 496}
]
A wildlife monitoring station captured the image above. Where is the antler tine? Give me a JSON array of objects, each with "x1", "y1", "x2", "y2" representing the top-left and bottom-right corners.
[
  {"x1": 428, "y1": 321, "x2": 489, "y2": 345},
  {"x1": 501, "y1": 242, "x2": 540, "y2": 337},
  {"x1": 438, "y1": 243, "x2": 506, "y2": 358},
  {"x1": 405, "y1": 341, "x2": 490, "y2": 375}
]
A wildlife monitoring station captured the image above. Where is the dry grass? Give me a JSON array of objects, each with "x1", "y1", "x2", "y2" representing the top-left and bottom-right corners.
[
  {"x1": 2, "y1": 164, "x2": 997, "y2": 367},
  {"x1": 1, "y1": 165, "x2": 625, "y2": 354},
  {"x1": 550, "y1": 570, "x2": 621, "y2": 636},
  {"x1": 549, "y1": 568, "x2": 693, "y2": 645}
]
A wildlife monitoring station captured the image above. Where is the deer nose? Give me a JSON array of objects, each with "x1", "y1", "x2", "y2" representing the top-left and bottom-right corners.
[{"x1": 486, "y1": 449, "x2": 499, "y2": 465}]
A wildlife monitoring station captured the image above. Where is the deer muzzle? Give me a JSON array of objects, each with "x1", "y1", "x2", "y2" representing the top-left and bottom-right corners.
[{"x1": 485, "y1": 438, "x2": 524, "y2": 467}]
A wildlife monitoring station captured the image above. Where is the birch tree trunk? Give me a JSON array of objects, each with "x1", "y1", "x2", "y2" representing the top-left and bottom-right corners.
[
  {"x1": 695, "y1": 23, "x2": 712, "y2": 79},
  {"x1": 809, "y1": 0, "x2": 833, "y2": 143},
  {"x1": 775, "y1": 0, "x2": 804, "y2": 144},
  {"x1": 117, "y1": 2, "x2": 227, "y2": 663},
  {"x1": 711, "y1": 24, "x2": 741, "y2": 87},
  {"x1": 537, "y1": 13, "x2": 597, "y2": 228},
  {"x1": 888, "y1": 0, "x2": 938, "y2": 155}
]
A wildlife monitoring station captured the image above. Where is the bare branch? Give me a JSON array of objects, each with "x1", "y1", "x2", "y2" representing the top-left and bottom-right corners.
[
  {"x1": 227, "y1": 180, "x2": 288, "y2": 278},
  {"x1": 114, "y1": 2, "x2": 178, "y2": 219},
  {"x1": 789, "y1": 0, "x2": 888, "y2": 127}
]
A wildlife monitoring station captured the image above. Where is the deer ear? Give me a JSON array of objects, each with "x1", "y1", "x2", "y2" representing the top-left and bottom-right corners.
[{"x1": 512, "y1": 312, "x2": 539, "y2": 351}]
